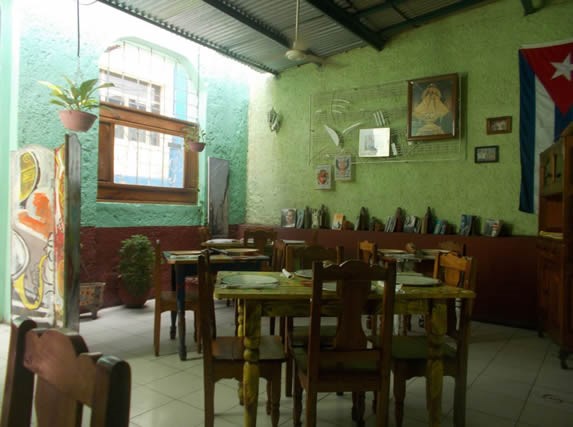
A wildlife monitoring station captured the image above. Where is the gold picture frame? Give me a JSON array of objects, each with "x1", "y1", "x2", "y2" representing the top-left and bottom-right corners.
[{"x1": 407, "y1": 73, "x2": 459, "y2": 141}]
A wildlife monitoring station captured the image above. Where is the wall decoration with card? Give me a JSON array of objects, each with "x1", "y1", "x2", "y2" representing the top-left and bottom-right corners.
[
  {"x1": 315, "y1": 164, "x2": 332, "y2": 189},
  {"x1": 309, "y1": 76, "x2": 465, "y2": 166},
  {"x1": 334, "y1": 154, "x2": 352, "y2": 181}
]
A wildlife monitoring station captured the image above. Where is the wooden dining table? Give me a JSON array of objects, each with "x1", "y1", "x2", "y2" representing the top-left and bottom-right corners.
[
  {"x1": 214, "y1": 270, "x2": 476, "y2": 427},
  {"x1": 162, "y1": 250, "x2": 270, "y2": 360}
]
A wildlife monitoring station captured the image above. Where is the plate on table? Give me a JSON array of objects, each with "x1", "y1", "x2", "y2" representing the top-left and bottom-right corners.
[
  {"x1": 322, "y1": 281, "x2": 337, "y2": 292},
  {"x1": 224, "y1": 248, "x2": 260, "y2": 255},
  {"x1": 168, "y1": 250, "x2": 202, "y2": 256},
  {"x1": 221, "y1": 275, "x2": 279, "y2": 289},
  {"x1": 423, "y1": 249, "x2": 450, "y2": 255},
  {"x1": 205, "y1": 238, "x2": 240, "y2": 244},
  {"x1": 294, "y1": 269, "x2": 313, "y2": 279},
  {"x1": 396, "y1": 274, "x2": 440, "y2": 287},
  {"x1": 379, "y1": 249, "x2": 407, "y2": 254}
]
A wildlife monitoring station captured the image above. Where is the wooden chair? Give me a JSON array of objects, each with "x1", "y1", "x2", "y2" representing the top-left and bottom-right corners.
[
  {"x1": 284, "y1": 244, "x2": 344, "y2": 397},
  {"x1": 1, "y1": 317, "x2": 131, "y2": 427},
  {"x1": 198, "y1": 225, "x2": 212, "y2": 244},
  {"x1": 196, "y1": 254, "x2": 286, "y2": 427},
  {"x1": 153, "y1": 240, "x2": 201, "y2": 356},
  {"x1": 357, "y1": 240, "x2": 380, "y2": 334},
  {"x1": 292, "y1": 260, "x2": 397, "y2": 427},
  {"x1": 243, "y1": 227, "x2": 277, "y2": 253},
  {"x1": 391, "y1": 252, "x2": 477, "y2": 427},
  {"x1": 438, "y1": 240, "x2": 466, "y2": 256}
]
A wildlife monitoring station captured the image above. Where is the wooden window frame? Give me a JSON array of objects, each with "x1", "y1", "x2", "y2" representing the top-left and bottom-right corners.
[{"x1": 97, "y1": 102, "x2": 198, "y2": 205}]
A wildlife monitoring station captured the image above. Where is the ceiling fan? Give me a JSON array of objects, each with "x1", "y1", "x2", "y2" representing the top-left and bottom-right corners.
[{"x1": 285, "y1": 0, "x2": 324, "y2": 65}]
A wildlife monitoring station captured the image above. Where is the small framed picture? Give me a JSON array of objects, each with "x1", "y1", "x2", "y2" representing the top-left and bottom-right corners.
[
  {"x1": 280, "y1": 208, "x2": 297, "y2": 228},
  {"x1": 358, "y1": 128, "x2": 390, "y2": 157},
  {"x1": 486, "y1": 116, "x2": 512, "y2": 134},
  {"x1": 315, "y1": 165, "x2": 332, "y2": 190},
  {"x1": 475, "y1": 145, "x2": 499, "y2": 163},
  {"x1": 334, "y1": 155, "x2": 352, "y2": 181}
]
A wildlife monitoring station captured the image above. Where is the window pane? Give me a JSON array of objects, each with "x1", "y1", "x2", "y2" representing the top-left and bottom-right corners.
[{"x1": 113, "y1": 125, "x2": 184, "y2": 188}]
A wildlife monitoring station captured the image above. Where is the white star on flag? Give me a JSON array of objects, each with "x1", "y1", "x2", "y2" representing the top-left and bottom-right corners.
[{"x1": 551, "y1": 53, "x2": 573, "y2": 81}]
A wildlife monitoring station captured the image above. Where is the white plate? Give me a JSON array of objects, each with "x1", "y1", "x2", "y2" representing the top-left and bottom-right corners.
[
  {"x1": 379, "y1": 249, "x2": 407, "y2": 254},
  {"x1": 206, "y1": 239, "x2": 240, "y2": 244},
  {"x1": 396, "y1": 274, "x2": 440, "y2": 286},
  {"x1": 294, "y1": 269, "x2": 313, "y2": 279},
  {"x1": 224, "y1": 248, "x2": 260, "y2": 255},
  {"x1": 221, "y1": 275, "x2": 279, "y2": 289}
]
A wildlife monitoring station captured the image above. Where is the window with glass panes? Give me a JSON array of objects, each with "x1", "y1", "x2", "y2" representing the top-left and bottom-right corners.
[{"x1": 97, "y1": 41, "x2": 200, "y2": 204}]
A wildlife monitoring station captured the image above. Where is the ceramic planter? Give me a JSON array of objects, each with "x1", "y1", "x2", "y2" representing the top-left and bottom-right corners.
[
  {"x1": 186, "y1": 140, "x2": 206, "y2": 152},
  {"x1": 58, "y1": 110, "x2": 97, "y2": 132}
]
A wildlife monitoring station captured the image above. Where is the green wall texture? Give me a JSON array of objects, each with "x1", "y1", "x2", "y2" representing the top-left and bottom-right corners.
[
  {"x1": 246, "y1": 0, "x2": 573, "y2": 236},
  {"x1": 15, "y1": 0, "x2": 254, "y2": 228},
  {"x1": 0, "y1": 0, "x2": 17, "y2": 321}
]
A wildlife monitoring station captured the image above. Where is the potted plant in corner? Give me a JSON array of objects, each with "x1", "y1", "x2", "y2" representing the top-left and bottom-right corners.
[
  {"x1": 118, "y1": 234, "x2": 154, "y2": 308},
  {"x1": 183, "y1": 125, "x2": 210, "y2": 152},
  {"x1": 39, "y1": 77, "x2": 114, "y2": 132}
]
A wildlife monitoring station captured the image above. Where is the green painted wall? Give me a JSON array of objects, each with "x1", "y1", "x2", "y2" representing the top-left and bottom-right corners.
[
  {"x1": 246, "y1": 0, "x2": 573, "y2": 236},
  {"x1": 0, "y1": 0, "x2": 18, "y2": 321},
  {"x1": 15, "y1": 0, "x2": 253, "y2": 229}
]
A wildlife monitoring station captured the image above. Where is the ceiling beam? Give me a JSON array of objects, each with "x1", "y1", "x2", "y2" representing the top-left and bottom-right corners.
[
  {"x1": 202, "y1": 0, "x2": 291, "y2": 48},
  {"x1": 305, "y1": 0, "x2": 386, "y2": 51},
  {"x1": 97, "y1": 0, "x2": 279, "y2": 75},
  {"x1": 355, "y1": 0, "x2": 409, "y2": 19},
  {"x1": 380, "y1": 0, "x2": 489, "y2": 35}
]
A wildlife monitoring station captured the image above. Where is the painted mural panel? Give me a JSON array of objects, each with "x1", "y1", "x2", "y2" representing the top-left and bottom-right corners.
[{"x1": 10, "y1": 145, "x2": 58, "y2": 326}]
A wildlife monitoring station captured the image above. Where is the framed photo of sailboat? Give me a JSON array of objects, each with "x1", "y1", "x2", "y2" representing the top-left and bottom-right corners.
[{"x1": 407, "y1": 73, "x2": 459, "y2": 141}]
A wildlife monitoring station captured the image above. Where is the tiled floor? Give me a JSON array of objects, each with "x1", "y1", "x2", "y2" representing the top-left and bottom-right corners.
[{"x1": 1, "y1": 301, "x2": 572, "y2": 426}]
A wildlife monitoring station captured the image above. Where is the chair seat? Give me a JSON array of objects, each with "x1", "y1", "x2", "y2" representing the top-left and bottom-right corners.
[
  {"x1": 391, "y1": 335, "x2": 457, "y2": 360},
  {"x1": 213, "y1": 335, "x2": 285, "y2": 361}
]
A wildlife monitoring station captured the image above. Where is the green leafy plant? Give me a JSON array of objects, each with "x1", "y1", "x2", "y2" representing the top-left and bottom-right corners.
[
  {"x1": 39, "y1": 77, "x2": 114, "y2": 112},
  {"x1": 118, "y1": 235, "x2": 154, "y2": 297},
  {"x1": 183, "y1": 125, "x2": 210, "y2": 143}
]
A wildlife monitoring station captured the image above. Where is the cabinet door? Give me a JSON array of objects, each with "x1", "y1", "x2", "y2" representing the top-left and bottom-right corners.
[
  {"x1": 540, "y1": 142, "x2": 563, "y2": 196},
  {"x1": 537, "y1": 242, "x2": 564, "y2": 337}
]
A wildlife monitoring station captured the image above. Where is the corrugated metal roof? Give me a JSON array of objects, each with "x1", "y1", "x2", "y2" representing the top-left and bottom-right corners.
[{"x1": 96, "y1": 0, "x2": 518, "y2": 75}]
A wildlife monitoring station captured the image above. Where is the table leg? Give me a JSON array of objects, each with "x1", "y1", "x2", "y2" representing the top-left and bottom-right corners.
[
  {"x1": 426, "y1": 301, "x2": 446, "y2": 427},
  {"x1": 242, "y1": 301, "x2": 262, "y2": 427},
  {"x1": 173, "y1": 265, "x2": 187, "y2": 361}
]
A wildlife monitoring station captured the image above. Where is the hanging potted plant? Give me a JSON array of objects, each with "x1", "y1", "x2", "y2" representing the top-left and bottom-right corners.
[
  {"x1": 117, "y1": 234, "x2": 154, "y2": 308},
  {"x1": 183, "y1": 125, "x2": 210, "y2": 152},
  {"x1": 39, "y1": 77, "x2": 114, "y2": 132}
]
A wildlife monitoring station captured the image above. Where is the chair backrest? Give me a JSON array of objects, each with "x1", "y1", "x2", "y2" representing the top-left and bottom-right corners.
[
  {"x1": 307, "y1": 260, "x2": 396, "y2": 382},
  {"x1": 437, "y1": 240, "x2": 466, "y2": 256},
  {"x1": 284, "y1": 244, "x2": 344, "y2": 271},
  {"x1": 271, "y1": 239, "x2": 288, "y2": 272},
  {"x1": 153, "y1": 239, "x2": 163, "y2": 296},
  {"x1": 1, "y1": 318, "x2": 131, "y2": 427},
  {"x1": 433, "y1": 252, "x2": 477, "y2": 338},
  {"x1": 197, "y1": 252, "x2": 216, "y2": 366},
  {"x1": 243, "y1": 228, "x2": 277, "y2": 252},
  {"x1": 198, "y1": 226, "x2": 212, "y2": 244},
  {"x1": 357, "y1": 240, "x2": 379, "y2": 265}
]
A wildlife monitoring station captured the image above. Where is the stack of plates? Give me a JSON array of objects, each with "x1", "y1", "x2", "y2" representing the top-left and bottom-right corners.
[{"x1": 396, "y1": 273, "x2": 440, "y2": 287}]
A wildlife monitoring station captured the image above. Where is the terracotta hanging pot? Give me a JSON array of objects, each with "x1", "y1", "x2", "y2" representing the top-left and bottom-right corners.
[
  {"x1": 186, "y1": 140, "x2": 206, "y2": 152},
  {"x1": 58, "y1": 110, "x2": 97, "y2": 132}
]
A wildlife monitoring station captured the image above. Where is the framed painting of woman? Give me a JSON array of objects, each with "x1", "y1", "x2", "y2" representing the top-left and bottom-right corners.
[{"x1": 407, "y1": 73, "x2": 459, "y2": 141}]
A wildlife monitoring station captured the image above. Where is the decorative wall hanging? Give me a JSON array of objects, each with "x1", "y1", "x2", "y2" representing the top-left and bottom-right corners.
[
  {"x1": 334, "y1": 154, "x2": 352, "y2": 181},
  {"x1": 280, "y1": 208, "x2": 297, "y2": 227},
  {"x1": 315, "y1": 165, "x2": 332, "y2": 190},
  {"x1": 475, "y1": 145, "x2": 499, "y2": 163},
  {"x1": 268, "y1": 108, "x2": 281, "y2": 133},
  {"x1": 486, "y1": 116, "x2": 512, "y2": 134},
  {"x1": 407, "y1": 73, "x2": 459, "y2": 141},
  {"x1": 310, "y1": 77, "x2": 464, "y2": 165}
]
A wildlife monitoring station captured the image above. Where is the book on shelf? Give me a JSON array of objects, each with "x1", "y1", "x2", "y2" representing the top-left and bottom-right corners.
[
  {"x1": 331, "y1": 213, "x2": 345, "y2": 230},
  {"x1": 483, "y1": 218, "x2": 503, "y2": 237},
  {"x1": 459, "y1": 214, "x2": 475, "y2": 236}
]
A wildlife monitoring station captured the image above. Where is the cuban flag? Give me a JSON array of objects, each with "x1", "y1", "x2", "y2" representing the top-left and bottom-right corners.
[{"x1": 519, "y1": 39, "x2": 573, "y2": 213}]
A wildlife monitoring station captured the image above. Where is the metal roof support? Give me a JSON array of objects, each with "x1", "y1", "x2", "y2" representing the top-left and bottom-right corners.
[{"x1": 305, "y1": 0, "x2": 386, "y2": 51}]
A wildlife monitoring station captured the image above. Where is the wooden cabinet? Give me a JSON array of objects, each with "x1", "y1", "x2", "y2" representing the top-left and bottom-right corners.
[{"x1": 537, "y1": 135, "x2": 573, "y2": 369}]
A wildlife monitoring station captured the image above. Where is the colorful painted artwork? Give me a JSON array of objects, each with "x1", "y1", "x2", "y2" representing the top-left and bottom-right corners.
[{"x1": 11, "y1": 146, "x2": 57, "y2": 326}]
